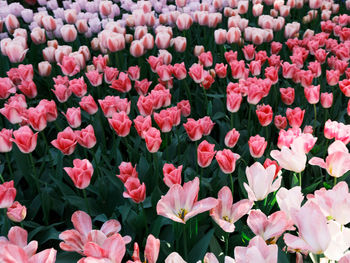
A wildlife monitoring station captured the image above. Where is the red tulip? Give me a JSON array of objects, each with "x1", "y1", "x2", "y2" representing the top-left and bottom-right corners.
[
  {"x1": 286, "y1": 107, "x2": 305, "y2": 128},
  {"x1": 248, "y1": 135, "x2": 267, "y2": 158},
  {"x1": 225, "y1": 128, "x2": 240, "y2": 148},
  {"x1": 256, "y1": 104, "x2": 273, "y2": 127}
]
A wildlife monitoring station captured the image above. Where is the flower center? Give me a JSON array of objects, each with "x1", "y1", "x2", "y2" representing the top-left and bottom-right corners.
[
  {"x1": 177, "y1": 208, "x2": 188, "y2": 220},
  {"x1": 222, "y1": 215, "x2": 232, "y2": 223}
]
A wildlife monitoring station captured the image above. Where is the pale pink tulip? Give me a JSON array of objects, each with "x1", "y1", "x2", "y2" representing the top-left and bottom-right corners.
[
  {"x1": 156, "y1": 177, "x2": 218, "y2": 224},
  {"x1": 283, "y1": 201, "x2": 331, "y2": 255},
  {"x1": 247, "y1": 210, "x2": 293, "y2": 243},
  {"x1": 244, "y1": 162, "x2": 281, "y2": 201},
  {"x1": 276, "y1": 186, "x2": 304, "y2": 220},
  {"x1": 270, "y1": 137, "x2": 307, "y2": 173},
  {"x1": 210, "y1": 186, "x2": 253, "y2": 232},
  {"x1": 234, "y1": 235, "x2": 278, "y2": 263}
]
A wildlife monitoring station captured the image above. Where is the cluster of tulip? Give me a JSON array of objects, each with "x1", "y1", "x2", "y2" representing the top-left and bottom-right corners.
[{"x1": 0, "y1": 0, "x2": 350, "y2": 262}]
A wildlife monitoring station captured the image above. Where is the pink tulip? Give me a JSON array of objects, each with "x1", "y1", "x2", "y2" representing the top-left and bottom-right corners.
[
  {"x1": 210, "y1": 186, "x2": 253, "y2": 232},
  {"x1": 215, "y1": 149, "x2": 240, "y2": 174},
  {"x1": 108, "y1": 112, "x2": 132, "y2": 137},
  {"x1": 156, "y1": 177, "x2": 218, "y2": 223},
  {"x1": 123, "y1": 177, "x2": 146, "y2": 203},
  {"x1": 244, "y1": 162, "x2": 281, "y2": 201},
  {"x1": 0, "y1": 128, "x2": 13, "y2": 153},
  {"x1": 247, "y1": 210, "x2": 292, "y2": 243},
  {"x1": 79, "y1": 95, "x2": 98, "y2": 115},
  {"x1": 248, "y1": 135, "x2": 267, "y2": 158},
  {"x1": 309, "y1": 140, "x2": 350, "y2": 178},
  {"x1": 163, "y1": 163, "x2": 182, "y2": 188},
  {"x1": 0, "y1": 181, "x2": 16, "y2": 209},
  {"x1": 129, "y1": 234, "x2": 160, "y2": 263},
  {"x1": 64, "y1": 159, "x2": 93, "y2": 189},
  {"x1": 234, "y1": 236, "x2": 278, "y2": 263},
  {"x1": 75, "y1": 125, "x2": 97, "y2": 149},
  {"x1": 51, "y1": 127, "x2": 77, "y2": 155},
  {"x1": 284, "y1": 201, "x2": 331, "y2": 255},
  {"x1": 11, "y1": 126, "x2": 38, "y2": 154},
  {"x1": 7, "y1": 201, "x2": 27, "y2": 222},
  {"x1": 58, "y1": 56, "x2": 80, "y2": 76}
]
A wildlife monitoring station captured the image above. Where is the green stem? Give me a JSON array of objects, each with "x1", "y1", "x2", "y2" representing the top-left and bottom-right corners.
[
  {"x1": 0, "y1": 174, "x2": 4, "y2": 183},
  {"x1": 165, "y1": 132, "x2": 169, "y2": 161},
  {"x1": 265, "y1": 126, "x2": 269, "y2": 142},
  {"x1": 82, "y1": 189, "x2": 91, "y2": 215},
  {"x1": 29, "y1": 153, "x2": 40, "y2": 194},
  {"x1": 247, "y1": 104, "x2": 252, "y2": 136},
  {"x1": 334, "y1": 177, "x2": 337, "y2": 187},
  {"x1": 5, "y1": 153, "x2": 13, "y2": 178},
  {"x1": 153, "y1": 153, "x2": 159, "y2": 186},
  {"x1": 225, "y1": 232, "x2": 229, "y2": 256},
  {"x1": 313, "y1": 104, "x2": 317, "y2": 129},
  {"x1": 230, "y1": 173, "x2": 234, "y2": 196},
  {"x1": 141, "y1": 203, "x2": 149, "y2": 235},
  {"x1": 3, "y1": 209, "x2": 9, "y2": 235},
  {"x1": 183, "y1": 224, "x2": 188, "y2": 261},
  {"x1": 184, "y1": 79, "x2": 192, "y2": 106},
  {"x1": 195, "y1": 141, "x2": 199, "y2": 177},
  {"x1": 230, "y1": 113, "x2": 234, "y2": 129},
  {"x1": 299, "y1": 172, "x2": 302, "y2": 187},
  {"x1": 203, "y1": 88, "x2": 209, "y2": 115}
]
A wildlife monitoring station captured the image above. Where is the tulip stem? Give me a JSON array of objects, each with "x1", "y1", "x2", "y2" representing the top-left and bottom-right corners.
[
  {"x1": 3, "y1": 209, "x2": 9, "y2": 235},
  {"x1": 141, "y1": 203, "x2": 149, "y2": 235},
  {"x1": 298, "y1": 172, "x2": 302, "y2": 187},
  {"x1": 29, "y1": 153, "x2": 40, "y2": 194},
  {"x1": 230, "y1": 113, "x2": 234, "y2": 129},
  {"x1": 82, "y1": 189, "x2": 91, "y2": 215},
  {"x1": 225, "y1": 232, "x2": 229, "y2": 256},
  {"x1": 230, "y1": 174, "x2": 234, "y2": 196},
  {"x1": 203, "y1": 88, "x2": 209, "y2": 115},
  {"x1": 313, "y1": 104, "x2": 317, "y2": 129},
  {"x1": 247, "y1": 104, "x2": 252, "y2": 136},
  {"x1": 334, "y1": 177, "x2": 337, "y2": 187},
  {"x1": 0, "y1": 174, "x2": 4, "y2": 183},
  {"x1": 5, "y1": 153, "x2": 13, "y2": 178},
  {"x1": 153, "y1": 153, "x2": 159, "y2": 186},
  {"x1": 184, "y1": 79, "x2": 192, "y2": 106},
  {"x1": 265, "y1": 126, "x2": 269, "y2": 142},
  {"x1": 165, "y1": 132, "x2": 169, "y2": 161},
  {"x1": 183, "y1": 224, "x2": 188, "y2": 260}
]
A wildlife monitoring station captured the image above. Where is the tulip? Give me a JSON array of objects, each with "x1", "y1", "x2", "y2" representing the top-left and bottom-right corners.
[
  {"x1": 280, "y1": 87, "x2": 295, "y2": 105},
  {"x1": 270, "y1": 136, "x2": 307, "y2": 173},
  {"x1": 38, "y1": 61, "x2": 52, "y2": 77},
  {"x1": 224, "y1": 129, "x2": 240, "y2": 148},
  {"x1": 274, "y1": 115, "x2": 287, "y2": 130},
  {"x1": 227, "y1": 91, "x2": 242, "y2": 113},
  {"x1": 0, "y1": 128, "x2": 13, "y2": 153},
  {"x1": 108, "y1": 112, "x2": 132, "y2": 137},
  {"x1": 286, "y1": 107, "x2": 305, "y2": 128},
  {"x1": 284, "y1": 201, "x2": 331, "y2": 255},
  {"x1": 215, "y1": 149, "x2": 240, "y2": 174},
  {"x1": 188, "y1": 63, "x2": 204, "y2": 83},
  {"x1": 51, "y1": 127, "x2": 77, "y2": 155},
  {"x1": 244, "y1": 162, "x2": 281, "y2": 201},
  {"x1": 7, "y1": 201, "x2": 26, "y2": 222},
  {"x1": 64, "y1": 159, "x2": 93, "y2": 190},
  {"x1": 197, "y1": 140, "x2": 217, "y2": 168},
  {"x1": 309, "y1": 140, "x2": 350, "y2": 178},
  {"x1": 144, "y1": 127, "x2": 162, "y2": 153},
  {"x1": 210, "y1": 186, "x2": 253, "y2": 232},
  {"x1": 123, "y1": 177, "x2": 146, "y2": 203},
  {"x1": 156, "y1": 177, "x2": 218, "y2": 223},
  {"x1": 79, "y1": 95, "x2": 98, "y2": 115},
  {"x1": 26, "y1": 107, "x2": 47, "y2": 132},
  {"x1": 234, "y1": 236, "x2": 278, "y2": 263},
  {"x1": 58, "y1": 56, "x2": 80, "y2": 76},
  {"x1": 248, "y1": 135, "x2": 267, "y2": 158},
  {"x1": 321, "y1": 92, "x2": 333, "y2": 108},
  {"x1": 63, "y1": 107, "x2": 81, "y2": 129},
  {"x1": 163, "y1": 163, "x2": 182, "y2": 188},
  {"x1": 183, "y1": 118, "x2": 203, "y2": 141},
  {"x1": 11, "y1": 126, "x2": 38, "y2": 154},
  {"x1": 116, "y1": 162, "x2": 138, "y2": 184},
  {"x1": 247, "y1": 210, "x2": 292, "y2": 243},
  {"x1": 5, "y1": 41, "x2": 28, "y2": 63},
  {"x1": 75, "y1": 125, "x2": 97, "y2": 149},
  {"x1": 0, "y1": 181, "x2": 16, "y2": 209},
  {"x1": 60, "y1": 24, "x2": 77, "y2": 43},
  {"x1": 256, "y1": 104, "x2": 273, "y2": 127}
]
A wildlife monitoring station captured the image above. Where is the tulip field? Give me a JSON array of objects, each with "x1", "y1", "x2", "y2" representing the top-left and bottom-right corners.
[{"x1": 1, "y1": 0, "x2": 350, "y2": 262}]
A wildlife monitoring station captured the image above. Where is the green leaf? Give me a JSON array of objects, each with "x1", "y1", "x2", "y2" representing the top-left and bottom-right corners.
[{"x1": 188, "y1": 228, "x2": 215, "y2": 262}]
